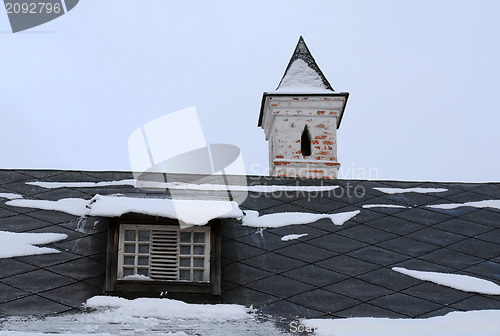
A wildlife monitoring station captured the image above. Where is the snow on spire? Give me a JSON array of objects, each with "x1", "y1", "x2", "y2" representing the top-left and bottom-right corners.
[{"x1": 275, "y1": 36, "x2": 334, "y2": 93}]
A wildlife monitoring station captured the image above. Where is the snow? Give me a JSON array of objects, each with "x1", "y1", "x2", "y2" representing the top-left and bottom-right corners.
[
  {"x1": 281, "y1": 233, "x2": 308, "y2": 241},
  {"x1": 0, "y1": 231, "x2": 67, "y2": 258},
  {"x1": 6, "y1": 198, "x2": 89, "y2": 216},
  {"x1": 28, "y1": 179, "x2": 340, "y2": 193},
  {"x1": 274, "y1": 59, "x2": 333, "y2": 93},
  {"x1": 427, "y1": 199, "x2": 500, "y2": 210},
  {"x1": 7, "y1": 195, "x2": 244, "y2": 226},
  {"x1": 0, "y1": 193, "x2": 22, "y2": 200},
  {"x1": 392, "y1": 267, "x2": 500, "y2": 295},
  {"x1": 362, "y1": 204, "x2": 408, "y2": 209},
  {"x1": 88, "y1": 195, "x2": 243, "y2": 225},
  {"x1": 122, "y1": 274, "x2": 154, "y2": 281},
  {"x1": 85, "y1": 296, "x2": 252, "y2": 321},
  {"x1": 0, "y1": 333, "x2": 115, "y2": 336},
  {"x1": 303, "y1": 310, "x2": 500, "y2": 336},
  {"x1": 26, "y1": 180, "x2": 136, "y2": 189},
  {"x1": 373, "y1": 187, "x2": 448, "y2": 194},
  {"x1": 242, "y1": 210, "x2": 360, "y2": 228},
  {"x1": 0, "y1": 297, "x2": 286, "y2": 336}
]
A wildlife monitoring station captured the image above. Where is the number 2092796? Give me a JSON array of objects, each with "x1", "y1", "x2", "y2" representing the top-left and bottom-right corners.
[{"x1": 5, "y1": 2, "x2": 62, "y2": 14}]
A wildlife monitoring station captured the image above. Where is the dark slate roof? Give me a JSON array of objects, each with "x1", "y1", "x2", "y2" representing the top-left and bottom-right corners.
[
  {"x1": 276, "y1": 36, "x2": 334, "y2": 91},
  {"x1": 0, "y1": 169, "x2": 500, "y2": 320}
]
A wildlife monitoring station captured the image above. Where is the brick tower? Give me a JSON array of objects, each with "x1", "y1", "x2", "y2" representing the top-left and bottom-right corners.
[{"x1": 258, "y1": 36, "x2": 349, "y2": 179}]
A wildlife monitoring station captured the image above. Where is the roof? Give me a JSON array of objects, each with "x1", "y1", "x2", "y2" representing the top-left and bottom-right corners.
[
  {"x1": 0, "y1": 169, "x2": 499, "y2": 321},
  {"x1": 276, "y1": 36, "x2": 334, "y2": 92}
]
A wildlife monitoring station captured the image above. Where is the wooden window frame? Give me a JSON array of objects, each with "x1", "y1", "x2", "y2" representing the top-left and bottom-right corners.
[{"x1": 106, "y1": 214, "x2": 221, "y2": 300}]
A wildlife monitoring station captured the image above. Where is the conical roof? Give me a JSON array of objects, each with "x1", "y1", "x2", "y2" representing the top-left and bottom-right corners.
[{"x1": 275, "y1": 36, "x2": 334, "y2": 93}]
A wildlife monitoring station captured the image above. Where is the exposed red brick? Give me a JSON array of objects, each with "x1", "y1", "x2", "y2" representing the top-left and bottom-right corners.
[
  {"x1": 323, "y1": 140, "x2": 333, "y2": 145},
  {"x1": 317, "y1": 111, "x2": 325, "y2": 115}
]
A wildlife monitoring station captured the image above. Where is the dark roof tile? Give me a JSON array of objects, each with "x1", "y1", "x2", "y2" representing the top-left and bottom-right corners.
[
  {"x1": 316, "y1": 255, "x2": 380, "y2": 276},
  {"x1": 281, "y1": 264, "x2": 348, "y2": 287},
  {"x1": 324, "y1": 278, "x2": 393, "y2": 301},
  {"x1": 1, "y1": 269, "x2": 75, "y2": 293},
  {"x1": 0, "y1": 294, "x2": 71, "y2": 316},
  {"x1": 306, "y1": 234, "x2": 366, "y2": 254},
  {"x1": 368, "y1": 292, "x2": 442, "y2": 318},
  {"x1": 287, "y1": 289, "x2": 362, "y2": 315},
  {"x1": 38, "y1": 282, "x2": 103, "y2": 309},
  {"x1": 336, "y1": 302, "x2": 406, "y2": 318},
  {"x1": 432, "y1": 218, "x2": 494, "y2": 237},
  {"x1": 222, "y1": 286, "x2": 279, "y2": 307},
  {"x1": 246, "y1": 275, "x2": 315, "y2": 299},
  {"x1": 376, "y1": 237, "x2": 441, "y2": 258},
  {"x1": 348, "y1": 245, "x2": 412, "y2": 266},
  {"x1": 393, "y1": 208, "x2": 454, "y2": 226},
  {"x1": 336, "y1": 224, "x2": 398, "y2": 244},
  {"x1": 242, "y1": 252, "x2": 307, "y2": 274},
  {"x1": 274, "y1": 242, "x2": 335, "y2": 263},
  {"x1": 418, "y1": 248, "x2": 484, "y2": 269},
  {"x1": 365, "y1": 216, "x2": 425, "y2": 235},
  {"x1": 358, "y1": 268, "x2": 423, "y2": 291},
  {"x1": 401, "y1": 282, "x2": 474, "y2": 305},
  {"x1": 258, "y1": 299, "x2": 325, "y2": 318}
]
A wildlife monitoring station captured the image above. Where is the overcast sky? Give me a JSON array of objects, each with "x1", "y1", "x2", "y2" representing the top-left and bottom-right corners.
[{"x1": 1, "y1": 0, "x2": 498, "y2": 182}]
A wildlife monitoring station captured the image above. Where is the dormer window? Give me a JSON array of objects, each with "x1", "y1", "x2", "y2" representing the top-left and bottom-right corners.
[
  {"x1": 118, "y1": 225, "x2": 211, "y2": 282},
  {"x1": 106, "y1": 215, "x2": 221, "y2": 301}
]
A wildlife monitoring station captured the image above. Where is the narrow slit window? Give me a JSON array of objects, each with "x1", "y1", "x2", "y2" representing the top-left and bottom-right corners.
[{"x1": 301, "y1": 125, "x2": 312, "y2": 157}]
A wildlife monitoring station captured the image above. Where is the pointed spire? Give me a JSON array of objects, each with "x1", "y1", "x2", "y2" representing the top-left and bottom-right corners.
[{"x1": 276, "y1": 36, "x2": 334, "y2": 92}]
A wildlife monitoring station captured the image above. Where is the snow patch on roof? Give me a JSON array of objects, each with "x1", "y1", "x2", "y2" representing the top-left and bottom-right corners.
[
  {"x1": 86, "y1": 296, "x2": 252, "y2": 321},
  {"x1": 427, "y1": 199, "x2": 500, "y2": 210},
  {"x1": 89, "y1": 195, "x2": 243, "y2": 225},
  {"x1": 121, "y1": 274, "x2": 154, "y2": 281},
  {"x1": 281, "y1": 233, "x2": 308, "y2": 242},
  {"x1": 362, "y1": 204, "x2": 408, "y2": 209},
  {"x1": 274, "y1": 59, "x2": 333, "y2": 93},
  {"x1": 0, "y1": 231, "x2": 67, "y2": 259},
  {"x1": 0, "y1": 297, "x2": 285, "y2": 335},
  {"x1": 27, "y1": 180, "x2": 136, "y2": 189},
  {"x1": 28, "y1": 179, "x2": 339, "y2": 193},
  {"x1": 303, "y1": 310, "x2": 500, "y2": 336},
  {"x1": 6, "y1": 198, "x2": 89, "y2": 216},
  {"x1": 7, "y1": 195, "x2": 243, "y2": 226},
  {"x1": 0, "y1": 193, "x2": 23, "y2": 200},
  {"x1": 242, "y1": 210, "x2": 360, "y2": 228},
  {"x1": 393, "y1": 267, "x2": 500, "y2": 295},
  {"x1": 373, "y1": 187, "x2": 448, "y2": 194}
]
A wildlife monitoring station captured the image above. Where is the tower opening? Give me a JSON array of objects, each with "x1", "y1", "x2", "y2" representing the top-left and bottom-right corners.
[{"x1": 301, "y1": 125, "x2": 312, "y2": 157}]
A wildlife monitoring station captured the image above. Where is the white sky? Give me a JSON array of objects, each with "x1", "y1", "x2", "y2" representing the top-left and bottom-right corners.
[{"x1": 0, "y1": 0, "x2": 498, "y2": 182}]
